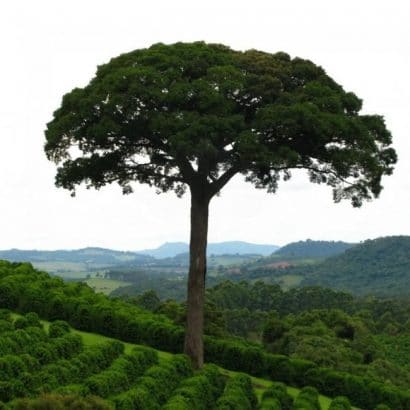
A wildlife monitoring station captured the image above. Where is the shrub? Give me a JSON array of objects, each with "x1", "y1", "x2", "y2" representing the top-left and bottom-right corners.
[
  {"x1": 13, "y1": 318, "x2": 29, "y2": 330},
  {"x1": 259, "y1": 398, "x2": 282, "y2": 410},
  {"x1": 0, "y1": 309, "x2": 11, "y2": 321},
  {"x1": 163, "y1": 364, "x2": 225, "y2": 410},
  {"x1": 48, "y1": 320, "x2": 70, "y2": 338},
  {"x1": 0, "y1": 320, "x2": 13, "y2": 333},
  {"x1": 292, "y1": 387, "x2": 320, "y2": 410},
  {"x1": 52, "y1": 334, "x2": 83, "y2": 359},
  {"x1": 162, "y1": 395, "x2": 191, "y2": 410},
  {"x1": 262, "y1": 382, "x2": 293, "y2": 410},
  {"x1": 112, "y1": 386, "x2": 157, "y2": 410},
  {"x1": 24, "y1": 313, "x2": 41, "y2": 328},
  {"x1": 112, "y1": 354, "x2": 192, "y2": 409},
  {"x1": 216, "y1": 373, "x2": 257, "y2": 410},
  {"x1": 53, "y1": 383, "x2": 90, "y2": 397},
  {"x1": 0, "y1": 380, "x2": 26, "y2": 403},
  {"x1": 328, "y1": 396, "x2": 351, "y2": 410}
]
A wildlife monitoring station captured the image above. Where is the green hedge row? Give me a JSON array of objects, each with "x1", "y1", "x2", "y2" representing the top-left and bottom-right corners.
[
  {"x1": 204, "y1": 337, "x2": 410, "y2": 410},
  {"x1": 112, "y1": 354, "x2": 192, "y2": 410},
  {"x1": 1, "y1": 262, "x2": 409, "y2": 409},
  {"x1": 1, "y1": 340, "x2": 123, "y2": 403},
  {"x1": 30, "y1": 340, "x2": 124, "y2": 393},
  {"x1": 216, "y1": 373, "x2": 258, "y2": 410},
  {"x1": 0, "y1": 317, "x2": 85, "y2": 403},
  {"x1": 0, "y1": 262, "x2": 183, "y2": 353},
  {"x1": 260, "y1": 382, "x2": 293, "y2": 410},
  {"x1": 0, "y1": 326, "x2": 48, "y2": 357},
  {"x1": 85, "y1": 346, "x2": 157, "y2": 397},
  {"x1": 304, "y1": 368, "x2": 410, "y2": 410},
  {"x1": 328, "y1": 396, "x2": 352, "y2": 410},
  {"x1": 0, "y1": 354, "x2": 40, "y2": 381},
  {"x1": 163, "y1": 364, "x2": 225, "y2": 410},
  {"x1": 291, "y1": 386, "x2": 320, "y2": 410}
]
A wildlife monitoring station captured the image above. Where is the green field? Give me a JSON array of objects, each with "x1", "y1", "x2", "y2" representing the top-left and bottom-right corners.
[
  {"x1": 31, "y1": 261, "x2": 110, "y2": 280},
  {"x1": 85, "y1": 278, "x2": 132, "y2": 295},
  {"x1": 208, "y1": 254, "x2": 260, "y2": 267}
]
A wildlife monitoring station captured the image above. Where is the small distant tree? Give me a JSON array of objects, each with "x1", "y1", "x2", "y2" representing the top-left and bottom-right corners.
[
  {"x1": 45, "y1": 42, "x2": 396, "y2": 368},
  {"x1": 135, "y1": 290, "x2": 161, "y2": 311}
]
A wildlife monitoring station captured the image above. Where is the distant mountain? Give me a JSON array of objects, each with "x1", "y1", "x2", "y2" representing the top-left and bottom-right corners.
[
  {"x1": 0, "y1": 247, "x2": 154, "y2": 267},
  {"x1": 208, "y1": 241, "x2": 279, "y2": 257},
  {"x1": 274, "y1": 239, "x2": 354, "y2": 259},
  {"x1": 136, "y1": 242, "x2": 189, "y2": 259},
  {"x1": 137, "y1": 241, "x2": 279, "y2": 259},
  {"x1": 302, "y1": 236, "x2": 410, "y2": 296}
]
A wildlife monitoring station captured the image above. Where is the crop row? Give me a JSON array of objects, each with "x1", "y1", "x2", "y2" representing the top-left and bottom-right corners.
[
  {"x1": 0, "y1": 262, "x2": 407, "y2": 409},
  {"x1": 0, "y1": 311, "x2": 388, "y2": 410}
]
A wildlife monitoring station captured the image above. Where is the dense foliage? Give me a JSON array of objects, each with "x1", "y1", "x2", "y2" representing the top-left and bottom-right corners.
[
  {"x1": 229, "y1": 236, "x2": 410, "y2": 298},
  {"x1": 302, "y1": 236, "x2": 410, "y2": 296},
  {"x1": 273, "y1": 240, "x2": 354, "y2": 259},
  {"x1": 0, "y1": 261, "x2": 409, "y2": 409},
  {"x1": 125, "y1": 279, "x2": 410, "y2": 391}
]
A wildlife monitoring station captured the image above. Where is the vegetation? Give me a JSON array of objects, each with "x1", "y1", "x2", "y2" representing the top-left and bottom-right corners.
[
  {"x1": 0, "y1": 261, "x2": 409, "y2": 409},
  {"x1": 85, "y1": 278, "x2": 132, "y2": 295},
  {"x1": 120, "y1": 279, "x2": 410, "y2": 391},
  {"x1": 0, "y1": 310, "x2": 344, "y2": 410},
  {"x1": 273, "y1": 240, "x2": 354, "y2": 259},
  {"x1": 0, "y1": 242, "x2": 275, "y2": 278},
  {"x1": 0, "y1": 247, "x2": 145, "y2": 264},
  {"x1": 302, "y1": 236, "x2": 410, "y2": 296},
  {"x1": 45, "y1": 41, "x2": 396, "y2": 368},
  {"x1": 225, "y1": 236, "x2": 410, "y2": 298}
]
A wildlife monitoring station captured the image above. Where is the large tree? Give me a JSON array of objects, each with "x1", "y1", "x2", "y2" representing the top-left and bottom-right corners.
[{"x1": 45, "y1": 42, "x2": 396, "y2": 368}]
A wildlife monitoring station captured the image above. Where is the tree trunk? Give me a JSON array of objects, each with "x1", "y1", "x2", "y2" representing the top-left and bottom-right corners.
[{"x1": 184, "y1": 189, "x2": 210, "y2": 369}]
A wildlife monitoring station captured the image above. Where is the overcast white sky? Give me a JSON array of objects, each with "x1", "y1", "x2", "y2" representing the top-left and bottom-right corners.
[{"x1": 0, "y1": 1, "x2": 409, "y2": 250}]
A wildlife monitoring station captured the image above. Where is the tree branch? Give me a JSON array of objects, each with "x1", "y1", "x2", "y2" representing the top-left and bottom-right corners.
[
  {"x1": 210, "y1": 165, "x2": 240, "y2": 196},
  {"x1": 175, "y1": 155, "x2": 197, "y2": 185}
]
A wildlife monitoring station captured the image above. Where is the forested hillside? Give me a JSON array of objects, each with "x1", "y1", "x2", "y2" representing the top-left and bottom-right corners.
[
  {"x1": 301, "y1": 236, "x2": 410, "y2": 296},
  {"x1": 230, "y1": 236, "x2": 410, "y2": 297},
  {"x1": 274, "y1": 240, "x2": 354, "y2": 259}
]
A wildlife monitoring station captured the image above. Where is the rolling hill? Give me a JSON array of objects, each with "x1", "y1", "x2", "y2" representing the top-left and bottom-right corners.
[
  {"x1": 0, "y1": 242, "x2": 278, "y2": 277},
  {"x1": 0, "y1": 247, "x2": 153, "y2": 265},
  {"x1": 302, "y1": 236, "x2": 410, "y2": 296},
  {"x1": 273, "y1": 239, "x2": 354, "y2": 259},
  {"x1": 137, "y1": 241, "x2": 279, "y2": 258}
]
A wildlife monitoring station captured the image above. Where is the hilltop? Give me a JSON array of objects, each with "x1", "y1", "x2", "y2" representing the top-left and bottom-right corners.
[
  {"x1": 136, "y1": 241, "x2": 279, "y2": 259},
  {"x1": 273, "y1": 239, "x2": 354, "y2": 259},
  {"x1": 301, "y1": 236, "x2": 410, "y2": 296},
  {"x1": 0, "y1": 242, "x2": 279, "y2": 277}
]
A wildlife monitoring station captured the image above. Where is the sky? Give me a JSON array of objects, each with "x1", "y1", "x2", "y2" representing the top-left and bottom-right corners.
[{"x1": 0, "y1": 0, "x2": 409, "y2": 251}]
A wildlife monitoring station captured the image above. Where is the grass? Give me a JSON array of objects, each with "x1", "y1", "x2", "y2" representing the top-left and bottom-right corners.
[
  {"x1": 84, "y1": 278, "x2": 132, "y2": 295},
  {"x1": 208, "y1": 254, "x2": 259, "y2": 267}
]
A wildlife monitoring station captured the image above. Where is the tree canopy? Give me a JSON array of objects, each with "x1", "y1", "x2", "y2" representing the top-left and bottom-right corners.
[{"x1": 45, "y1": 41, "x2": 396, "y2": 206}]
